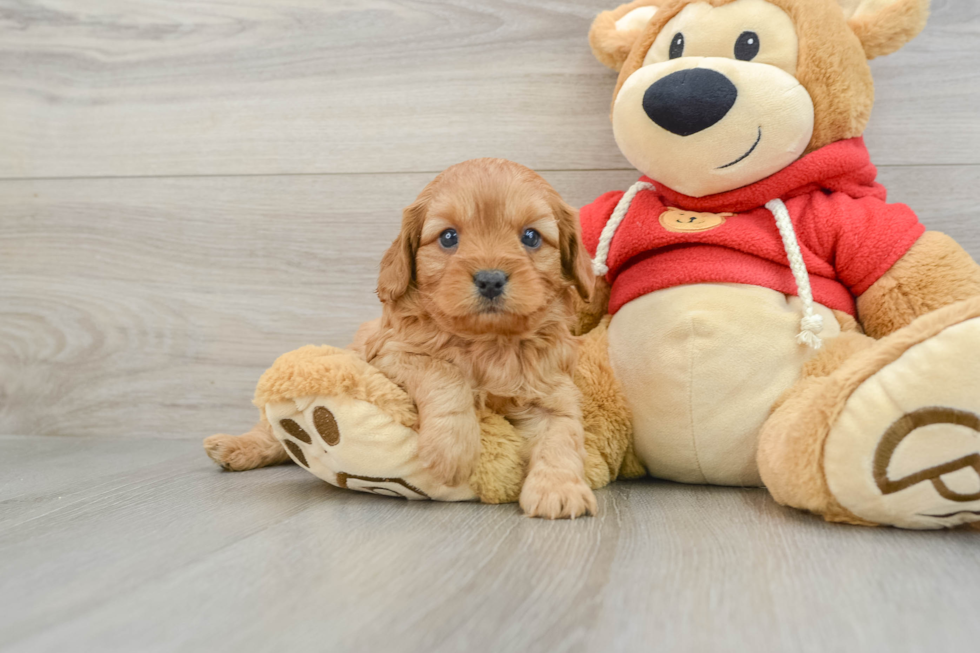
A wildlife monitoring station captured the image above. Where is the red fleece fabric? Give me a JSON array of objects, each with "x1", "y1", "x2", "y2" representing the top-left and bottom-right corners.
[{"x1": 581, "y1": 138, "x2": 924, "y2": 316}]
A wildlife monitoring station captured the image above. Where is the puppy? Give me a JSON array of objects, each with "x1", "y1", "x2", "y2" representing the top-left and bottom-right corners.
[
  {"x1": 205, "y1": 158, "x2": 597, "y2": 519},
  {"x1": 358, "y1": 158, "x2": 597, "y2": 518}
]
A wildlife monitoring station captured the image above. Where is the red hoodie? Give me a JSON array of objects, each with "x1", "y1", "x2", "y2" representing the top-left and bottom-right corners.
[{"x1": 581, "y1": 137, "x2": 924, "y2": 316}]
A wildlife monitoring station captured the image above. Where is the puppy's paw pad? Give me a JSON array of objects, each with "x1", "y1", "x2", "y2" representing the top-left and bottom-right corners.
[{"x1": 520, "y1": 474, "x2": 597, "y2": 519}]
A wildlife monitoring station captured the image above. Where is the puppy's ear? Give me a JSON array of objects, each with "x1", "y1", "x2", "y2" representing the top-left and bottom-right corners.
[
  {"x1": 377, "y1": 197, "x2": 427, "y2": 303},
  {"x1": 589, "y1": 1, "x2": 663, "y2": 71},
  {"x1": 554, "y1": 198, "x2": 595, "y2": 302},
  {"x1": 838, "y1": 0, "x2": 929, "y2": 59}
]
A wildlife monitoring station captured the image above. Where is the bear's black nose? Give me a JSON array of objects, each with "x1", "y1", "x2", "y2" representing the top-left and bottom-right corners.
[
  {"x1": 642, "y1": 68, "x2": 738, "y2": 136},
  {"x1": 473, "y1": 270, "x2": 508, "y2": 299}
]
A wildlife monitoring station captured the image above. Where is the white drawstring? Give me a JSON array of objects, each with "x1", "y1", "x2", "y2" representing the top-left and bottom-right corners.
[
  {"x1": 766, "y1": 198, "x2": 824, "y2": 349},
  {"x1": 591, "y1": 184, "x2": 822, "y2": 350},
  {"x1": 591, "y1": 181, "x2": 654, "y2": 276}
]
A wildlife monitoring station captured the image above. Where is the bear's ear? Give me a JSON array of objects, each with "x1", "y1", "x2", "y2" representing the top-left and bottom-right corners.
[
  {"x1": 589, "y1": 1, "x2": 665, "y2": 71},
  {"x1": 838, "y1": 0, "x2": 930, "y2": 59}
]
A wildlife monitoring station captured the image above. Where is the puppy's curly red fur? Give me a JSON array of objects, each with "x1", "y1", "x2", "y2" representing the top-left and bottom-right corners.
[
  {"x1": 360, "y1": 158, "x2": 598, "y2": 518},
  {"x1": 205, "y1": 159, "x2": 598, "y2": 518}
]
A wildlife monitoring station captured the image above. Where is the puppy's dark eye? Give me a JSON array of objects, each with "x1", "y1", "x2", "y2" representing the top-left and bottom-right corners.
[
  {"x1": 439, "y1": 228, "x2": 458, "y2": 250},
  {"x1": 521, "y1": 228, "x2": 542, "y2": 249},
  {"x1": 734, "y1": 31, "x2": 759, "y2": 61},
  {"x1": 669, "y1": 33, "x2": 684, "y2": 59}
]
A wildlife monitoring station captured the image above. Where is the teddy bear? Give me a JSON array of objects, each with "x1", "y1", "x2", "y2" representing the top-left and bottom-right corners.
[{"x1": 207, "y1": 0, "x2": 980, "y2": 529}]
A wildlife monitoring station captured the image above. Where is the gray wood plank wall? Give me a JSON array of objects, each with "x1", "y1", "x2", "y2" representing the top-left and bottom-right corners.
[{"x1": 2, "y1": 0, "x2": 979, "y2": 439}]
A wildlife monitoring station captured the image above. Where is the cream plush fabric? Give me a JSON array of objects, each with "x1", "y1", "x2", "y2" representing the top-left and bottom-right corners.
[
  {"x1": 824, "y1": 317, "x2": 980, "y2": 528},
  {"x1": 266, "y1": 395, "x2": 476, "y2": 502},
  {"x1": 607, "y1": 283, "x2": 841, "y2": 485}
]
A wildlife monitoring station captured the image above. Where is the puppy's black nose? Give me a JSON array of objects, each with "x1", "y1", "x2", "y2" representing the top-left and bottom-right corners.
[
  {"x1": 473, "y1": 270, "x2": 508, "y2": 299},
  {"x1": 642, "y1": 68, "x2": 738, "y2": 136}
]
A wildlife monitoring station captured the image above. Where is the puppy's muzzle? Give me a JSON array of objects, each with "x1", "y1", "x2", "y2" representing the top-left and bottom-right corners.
[
  {"x1": 473, "y1": 269, "x2": 508, "y2": 300},
  {"x1": 642, "y1": 68, "x2": 738, "y2": 136}
]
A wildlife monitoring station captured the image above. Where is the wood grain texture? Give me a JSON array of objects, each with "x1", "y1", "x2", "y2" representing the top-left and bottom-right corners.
[
  {"x1": 0, "y1": 170, "x2": 630, "y2": 439},
  {"x1": 0, "y1": 0, "x2": 977, "y2": 181},
  {"x1": 2, "y1": 2, "x2": 979, "y2": 651},
  {"x1": 0, "y1": 436, "x2": 977, "y2": 653},
  {"x1": 3, "y1": 167, "x2": 980, "y2": 440}
]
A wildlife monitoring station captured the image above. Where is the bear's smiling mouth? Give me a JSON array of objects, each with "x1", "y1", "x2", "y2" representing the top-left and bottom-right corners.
[{"x1": 717, "y1": 127, "x2": 762, "y2": 169}]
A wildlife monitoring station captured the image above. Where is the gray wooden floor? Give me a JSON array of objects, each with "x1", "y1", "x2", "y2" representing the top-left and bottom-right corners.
[
  {"x1": 1, "y1": 435, "x2": 978, "y2": 653},
  {"x1": 1, "y1": 1, "x2": 979, "y2": 651}
]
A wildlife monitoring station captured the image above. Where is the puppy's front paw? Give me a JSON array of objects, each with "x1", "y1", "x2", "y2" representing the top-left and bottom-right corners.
[
  {"x1": 203, "y1": 434, "x2": 265, "y2": 471},
  {"x1": 417, "y1": 425, "x2": 480, "y2": 487},
  {"x1": 520, "y1": 471, "x2": 597, "y2": 519}
]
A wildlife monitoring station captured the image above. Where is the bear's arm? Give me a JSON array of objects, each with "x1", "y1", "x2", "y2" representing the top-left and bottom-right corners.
[{"x1": 856, "y1": 231, "x2": 980, "y2": 338}]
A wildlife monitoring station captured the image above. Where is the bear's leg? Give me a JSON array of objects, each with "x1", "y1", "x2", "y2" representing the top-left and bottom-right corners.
[
  {"x1": 204, "y1": 415, "x2": 290, "y2": 471},
  {"x1": 206, "y1": 320, "x2": 637, "y2": 503},
  {"x1": 246, "y1": 344, "x2": 529, "y2": 503},
  {"x1": 758, "y1": 297, "x2": 980, "y2": 529}
]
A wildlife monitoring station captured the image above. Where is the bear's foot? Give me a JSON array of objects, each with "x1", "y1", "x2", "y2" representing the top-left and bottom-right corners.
[
  {"x1": 823, "y1": 301, "x2": 980, "y2": 529},
  {"x1": 255, "y1": 345, "x2": 477, "y2": 502},
  {"x1": 268, "y1": 396, "x2": 442, "y2": 500}
]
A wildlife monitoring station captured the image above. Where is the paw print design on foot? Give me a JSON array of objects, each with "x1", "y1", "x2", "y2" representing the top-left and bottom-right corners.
[
  {"x1": 873, "y1": 407, "x2": 980, "y2": 510},
  {"x1": 276, "y1": 405, "x2": 338, "y2": 470},
  {"x1": 336, "y1": 473, "x2": 429, "y2": 500},
  {"x1": 256, "y1": 345, "x2": 477, "y2": 502},
  {"x1": 519, "y1": 471, "x2": 598, "y2": 519},
  {"x1": 824, "y1": 308, "x2": 980, "y2": 529},
  {"x1": 267, "y1": 395, "x2": 465, "y2": 500}
]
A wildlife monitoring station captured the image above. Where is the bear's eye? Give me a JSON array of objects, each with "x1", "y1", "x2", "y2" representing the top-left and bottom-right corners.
[
  {"x1": 669, "y1": 33, "x2": 685, "y2": 59},
  {"x1": 734, "y1": 31, "x2": 760, "y2": 61},
  {"x1": 521, "y1": 228, "x2": 542, "y2": 249},
  {"x1": 439, "y1": 228, "x2": 458, "y2": 250}
]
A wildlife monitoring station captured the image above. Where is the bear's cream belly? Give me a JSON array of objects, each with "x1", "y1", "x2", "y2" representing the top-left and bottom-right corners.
[{"x1": 607, "y1": 283, "x2": 842, "y2": 486}]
